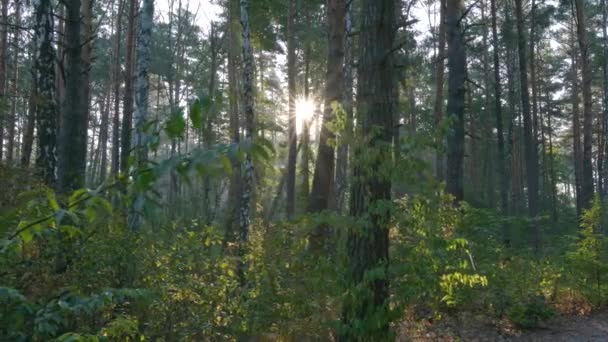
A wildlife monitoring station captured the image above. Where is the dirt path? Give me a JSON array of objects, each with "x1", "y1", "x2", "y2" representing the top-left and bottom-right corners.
[
  {"x1": 511, "y1": 312, "x2": 608, "y2": 342},
  {"x1": 403, "y1": 311, "x2": 608, "y2": 341}
]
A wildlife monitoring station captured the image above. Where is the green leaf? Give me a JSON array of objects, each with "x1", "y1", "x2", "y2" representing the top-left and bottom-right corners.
[
  {"x1": 47, "y1": 191, "x2": 60, "y2": 211},
  {"x1": 165, "y1": 111, "x2": 186, "y2": 139},
  {"x1": 189, "y1": 100, "x2": 203, "y2": 129}
]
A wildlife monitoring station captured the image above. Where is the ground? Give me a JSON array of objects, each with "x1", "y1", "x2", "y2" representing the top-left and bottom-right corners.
[{"x1": 401, "y1": 311, "x2": 608, "y2": 341}]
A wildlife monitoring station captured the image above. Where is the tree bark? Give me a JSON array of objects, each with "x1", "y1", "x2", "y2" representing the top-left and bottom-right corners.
[
  {"x1": 6, "y1": 0, "x2": 20, "y2": 163},
  {"x1": 111, "y1": 0, "x2": 124, "y2": 176},
  {"x1": 120, "y1": 0, "x2": 137, "y2": 173},
  {"x1": 574, "y1": 0, "x2": 594, "y2": 210},
  {"x1": 286, "y1": 0, "x2": 297, "y2": 219},
  {"x1": 128, "y1": 0, "x2": 153, "y2": 231},
  {"x1": 0, "y1": 0, "x2": 8, "y2": 161},
  {"x1": 491, "y1": 0, "x2": 509, "y2": 243},
  {"x1": 33, "y1": 0, "x2": 58, "y2": 185},
  {"x1": 515, "y1": 0, "x2": 540, "y2": 252},
  {"x1": 20, "y1": 81, "x2": 36, "y2": 167},
  {"x1": 308, "y1": 0, "x2": 345, "y2": 252},
  {"x1": 238, "y1": 0, "x2": 255, "y2": 246},
  {"x1": 570, "y1": 19, "x2": 583, "y2": 216},
  {"x1": 340, "y1": 0, "x2": 395, "y2": 339},
  {"x1": 446, "y1": 0, "x2": 466, "y2": 202},
  {"x1": 602, "y1": 0, "x2": 608, "y2": 199},
  {"x1": 224, "y1": 0, "x2": 241, "y2": 243},
  {"x1": 434, "y1": 0, "x2": 447, "y2": 181},
  {"x1": 58, "y1": 0, "x2": 87, "y2": 192}
]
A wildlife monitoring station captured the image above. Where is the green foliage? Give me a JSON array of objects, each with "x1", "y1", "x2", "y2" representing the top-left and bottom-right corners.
[
  {"x1": 506, "y1": 295, "x2": 556, "y2": 328},
  {"x1": 566, "y1": 196, "x2": 608, "y2": 306}
]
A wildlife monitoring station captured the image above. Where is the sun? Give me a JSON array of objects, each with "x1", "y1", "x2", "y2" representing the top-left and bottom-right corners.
[{"x1": 296, "y1": 97, "x2": 316, "y2": 134}]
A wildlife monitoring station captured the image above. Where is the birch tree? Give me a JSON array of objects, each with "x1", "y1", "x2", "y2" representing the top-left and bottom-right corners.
[{"x1": 128, "y1": 0, "x2": 154, "y2": 231}]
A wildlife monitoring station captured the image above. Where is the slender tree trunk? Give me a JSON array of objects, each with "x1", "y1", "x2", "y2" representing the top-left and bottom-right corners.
[
  {"x1": 111, "y1": 0, "x2": 124, "y2": 176},
  {"x1": 6, "y1": 0, "x2": 20, "y2": 163},
  {"x1": 308, "y1": 0, "x2": 345, "y2": 252},
  {"x1": 121, "y1": 0, "x2": 137, "y2": 173},
  {"x1": 446, "y1": 0, "x2": 466, "y2": 202},
  {"x1": 491, "y1": 0, "x2": 509, "y2": 243},
  {"x1": 335, "y1": 1, "x2": 354, "y2": 213},
  {"x1": 571, "y1": 20, "x2": 583, "y2": 216},
  {"x1": 0, "y1": 0, "x2": 8, "y2": 161},
  {"x1": 434, "y1": 0, "x2": 447, "y2": 181},
  {"x1": 20, "y1": 81, "x2": 36, "y2": 167},
  {"x1": 58, "y1": 0, "x2": 87, "y2": 192},
  {"x1": 98, "y1": 84, "x2": 111, "y2": 181},
  {"x1": 286, "y1": 0, "x2": 297, "y2": 219},
  {"x1": 128, "y1": 0, "x2": 153, "y2": 231},
  {"x1": 33, "y1": 0, "x2": 58, "y2": 185},
  {"x1": 600, "y1": 0, "x2": 608, "y2": 200},
  {"x1": 574, "y1": 0, "x2": 594, "y2": 210},
  {"x1": 224, "y1": 0, "x2": 241, "y2": 243},
  {"x1": 515, "y1": 0, "x2": 540, "y2": 252},
  {"x1": 530, "y1": 0, "x2": 539, "y2": 156},
  {"x1": 238, "y1": 0, "x2": 255, "y2": 250},
  {"x1": 81, "y1": 0, "x2": 94, "y2": 157},
  {"x1": 203, "y1": 24, "x2": 218, "y2": 224},
  {"x1": 340, "y1": 0, "x2": 395, "y2": 339},
  {"x1": 301, "y1": 4, "x2": 311, "y2": 210}
]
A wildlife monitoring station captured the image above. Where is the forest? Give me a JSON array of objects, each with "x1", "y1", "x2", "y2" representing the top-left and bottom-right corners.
[{"x1": 1, "y1": 0, "x2": 608, "y2": 340}]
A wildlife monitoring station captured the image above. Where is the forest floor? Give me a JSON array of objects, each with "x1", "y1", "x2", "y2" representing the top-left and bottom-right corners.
[{"x1": 402, "y1": 311, "x2": 608, "y2": 341}]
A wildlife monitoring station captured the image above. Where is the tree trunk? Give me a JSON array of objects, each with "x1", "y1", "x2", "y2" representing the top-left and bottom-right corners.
[
  {"x1": 340, "y1": 0, "x2": 395, "y2": 339},
  {"x1": 602, "y1": 0, "x2": 608, "y2": 199},
  {"x1": 0, "y1": 0, "x2": 8, "y2": 161},
  {"x1": 335, "y1": 1, "x2": 354, "y2": 214},
  {"x1": 20, "y1": 81, "x2": 36, "y2": 167},
  {"x1": 6, "y1": 0, "x2": 20, "y2": 164},
  {"x1": 111, "y1": 0, "x2": 124, "y2": 176},
  {"x1": 224, "y1": 0, "x2": 241, "y2": 243},
  {"x1": 33, "y1": 0, "x2": 58, "y2": 185},
  {"x1": 121, "y1": 0, "x2": 137, "y2": 173},
  {"x1": 238, "y1": 0, "x2": 255, "y2": 248},
  {"x1": 446, "y1": 0, "x2": 466, "y2": 202},
  {"x1": 286, "y1": 0, "x2": 297, "y2": 219},
  {"x1": 434, "y1": 0, "x2": 447, "y2": 181},
  {"x1": 515, "y1": 0, "x2": 540, "y2": 253},
  {"x1": 491, "y1": 0, "x2": 509, "y2": 243},
  {"x1": 81, "y1": 0, "x2": 94, "y2": 164},
  {"x1": 571, "y1": 19, "x2": 583, "y2": 216},
  {"x1": 58, "y1": 0, "x2": 87, "y2": 192},
  {"x1": 308, "y1": 0, "x2": 345, "y2": 252},
  {"x1": 128, "y1": 0, "x2": 153, "y2": 231},
  {"x1": 574, "y1": 0, "x2": 594, "y2": 210}
]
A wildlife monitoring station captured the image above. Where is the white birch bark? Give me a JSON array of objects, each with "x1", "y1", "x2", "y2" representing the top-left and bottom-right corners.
[{"x1": 128, "y1": 0, "x2": 154, "y2": 231}]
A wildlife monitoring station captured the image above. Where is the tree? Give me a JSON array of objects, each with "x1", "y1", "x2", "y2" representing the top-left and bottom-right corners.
[
  {"x1": 308, "y1": 0, "x2": 344, "y2": 251},
  {"x1": 57, "y1": 0, "x2": 87, "y2": 192},
  {"x1": 224, "y1": 0, "x2": 241, "y2": 242},
  {"x1": 602, "y1": 0, "x2": 608, "y2": 199},
  {"x1": 0, "y1": 0, "x2": 8, "y2": 161},
  {"x1": 341, "y1": 0, "x2": 396, "y2": 338},
  {"x1": 570, "y1": 19, "x2": 583, "y2": 215},
  {"x1": 491, "y1": 0, "x2": 509, "y2": 242},
  {"x1": 286, "y1": 0, "x2": 297, "y2": 219},
  {"x1": 446, "y1": 0, "x2": 466, "y2": 202},
  {"x1": 128, "y1": 0, "x2": 154, "y2": 231},
  {"x1": 33, "y1": 0, "x2": 58, "y2": 185},
  {"x1": 111, "y1": 0, "x2": 125, "y2": 177},
  {"x1": 434, "y1": 0, "x2": 447, "y2": 181},
  {"x1": 515, "y1": 0, "x2": 540, "y2": 252},
  {"x1": 121, "y1": 0, "x2": 137, "y2": 173},
  {"x1": 238, "y1": 0, "x2": 255, "y2": 249},
  {"x1": 6, "y1": 0, "x2": 20, "y2": 163},
  {"x1": 574, "y1": 0, "x2": 594, "y2": 210}
]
